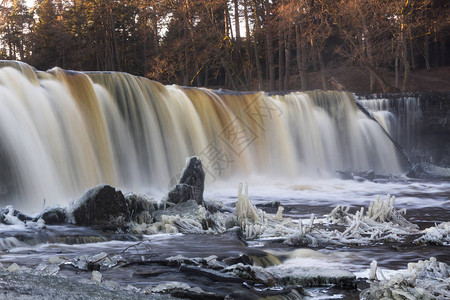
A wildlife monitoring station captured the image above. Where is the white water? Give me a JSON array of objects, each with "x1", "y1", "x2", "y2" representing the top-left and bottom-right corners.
[{"x1": 357, "y1": 96, "x2": 422, "y2": 152}]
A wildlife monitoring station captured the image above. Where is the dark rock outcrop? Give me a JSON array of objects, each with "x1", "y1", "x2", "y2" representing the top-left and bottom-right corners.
[
  {"x1": 68, "y1": 186, "x2": 162, "y2": 228},
  {"x1": 69, "y1": 185, "x2": 130, "y2": 228},
  {"x1": 33, "y1": 206, "x2": 68, "y2": 225},
  {"x1": 166, "y1": 157, "x2": 205, "y2": 206},
  {"x1": 125, "y1": 193, "x2": 160, "y2": 224}
]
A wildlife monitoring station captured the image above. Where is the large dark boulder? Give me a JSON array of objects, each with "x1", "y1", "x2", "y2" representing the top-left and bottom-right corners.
[
  {"x1": 33, "y1": 206, "x2": 68, "y2": 225},
  {"x1": 69, "y1": 185, "x2": 130, "y2": 228},
  {"x1": 166, "y1": 157, "x2": 205, "y2": 206}
]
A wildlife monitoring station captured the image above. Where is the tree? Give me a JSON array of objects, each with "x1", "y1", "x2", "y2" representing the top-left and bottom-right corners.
[{"x1": 0, "y1": 0, "x2": 33, "y2": 60}]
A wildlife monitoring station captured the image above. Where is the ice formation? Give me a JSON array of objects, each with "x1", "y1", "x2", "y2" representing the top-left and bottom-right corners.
[
  {"x1": 360, "y1": 257, "x2": 450, "y2": 300},
  {"x1": 324, "y1": 194, "x2": 420, "y2": 245},
  {"x1": 414, "y1": 222, "x2": 450, "y2": 246},
  {"x1": 128, "y1": 184, "x2": 447, "y2": 249}
]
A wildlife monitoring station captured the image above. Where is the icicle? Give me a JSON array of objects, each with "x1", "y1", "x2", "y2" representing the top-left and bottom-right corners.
[
  {"x1": 309, "y1": 213, "x2": 315, "y2": 229},
  {"x1": 369, "y1": 260, "x2": 378, "y2": 280},
  {"x1": 275, "y1": 206, "x2": 284, "y2": 220}
]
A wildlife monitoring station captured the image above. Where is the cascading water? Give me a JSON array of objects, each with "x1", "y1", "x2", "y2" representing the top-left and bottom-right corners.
[
  {"x1": 0, "y1": 61, "x2": 407, "y2": 212},
  {"x1": 357, "y1": 95, "x2": 422, "y2": 156}
]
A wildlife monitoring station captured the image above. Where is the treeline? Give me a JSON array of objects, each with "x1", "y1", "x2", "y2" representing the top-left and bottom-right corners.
[{"x1": 0, "y1": 0, "x2": 448, "y2": 92}]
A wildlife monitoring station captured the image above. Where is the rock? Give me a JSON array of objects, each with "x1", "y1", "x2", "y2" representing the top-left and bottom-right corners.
[
  {"x1": 69, "y1": 185, "x2": 130, "y2": 228},
  {"x1": 125, "y1": 193, "x2": 159, "y2": 224},
  {"x1": 336, "y1": 170, "x2": 376, "y2": 182},
  {"x1": 153, "y1": 200, "x2": 199, "y2": 223},
  {"x1": 25, "y1": 218, "x2": 46, "y2": 229},
  {"x1": 179, "y1": 264, "x2": 243, "y2": 283},
  {"x1": 91, "y1": 270, "x2": 102, "y2": 283},
  {"x1": 7, "y1": 263, "x2": 21, "y2": 273},
  {"x1": 48, "y1": 256, "x2": 65, "y2": 265},
  {"x1": 166, "y1": 157, "x2": 205, "y2": 206},
  {"x1": 407, "y1": 162, "x2": 450, "y2": 179},
  {"x1": 0, "y1": 206, "x2": 32, "y2": 224},
  {"x1": 33, "y1": 206, "x2": 68, "y2": 225}
]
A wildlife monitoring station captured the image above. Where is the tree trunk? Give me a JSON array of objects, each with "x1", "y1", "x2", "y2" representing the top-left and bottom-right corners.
[
  {"x1": 317, "y1": 48, "x2": 327, "y2": 90},
  {"x1": 221, "y1": 58, "x2": 239, "y2": 90},
  {"x1": 401, "y1": 37, "x2": 410, "y2": 92},
  {"x1": 424, "y1": 35, "x2": 431, "y2": 71},
  {"x1": 278, "y1": 28, "x2": 285, "y2": 91},
  {"x1": 243, "y1": 0, "x2": 252, "y2": 62},
  {"x1": 358, "y1": 6, "x2": 375, "y2": 92},
  {"x1": 233, "y1": 0, "x2": 241, "y2": 55},
  {"x1": 296, "y1": 23, "x2": 308, "y2": 90},
  {"x1": 440, "y1": 39, "x2": 446, "y2": 66},
  {"x1": 284, "y1": 24, "x2": 292, "y2": 90},
  {"x1": 395, "y1": 55, "x2": 399, "y2": 89},
  {"x1": 251, "y1": 1, "x2": 263, "y2": 90},
  {"x1": 266, "y1": 35, "x2": 276, "y2": 91}
]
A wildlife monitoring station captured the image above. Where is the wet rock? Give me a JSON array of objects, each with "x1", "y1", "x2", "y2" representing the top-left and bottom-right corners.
[
  {"x1": 153, "y1": 200, "x2": 199, "y2": 223},
  {"x1": 179, "y1": 264, "x2": 243, "y2": 283},
  {"x1": 336, "y1": 170, "x2": 376, "y2": 182},
  {"x1": 255, "y1": 201, "x2": 281, "y2": 209},
  {"x1": 33, "y1": 206, "x2": 68, "y2": 225},
  {"x1": 69, "y1": 185, "x2": 130, "y2": 228},
  {"x1": 204, "y1": 200, "x2": 233, "y2": 214},
  {"x1": 224, "y1": 263, "x2": 275, "y2": 285},
  {"x1": 255, "y1": 201, "x2": 287, "y2": 214},
  {"x1": 166, "y1": 156, "x2": 205, "y2": 206},
  {"x1": 223, "y1": 254, "x2": 254, "y2": 267},
  {"x1": 145, "y1": 282, "x2": 222, "y2": 299},
  {"x1": 406, "y1": 162, "x2": 450, "y2": 179},
  {"x1": 125, "y1": 193, "x2": 159, "y2": 224}
]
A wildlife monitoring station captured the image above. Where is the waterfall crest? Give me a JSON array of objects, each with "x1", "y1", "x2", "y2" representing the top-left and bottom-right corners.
[{"x1": 0, "y1": 62, "x2": 407, "y2": 211}]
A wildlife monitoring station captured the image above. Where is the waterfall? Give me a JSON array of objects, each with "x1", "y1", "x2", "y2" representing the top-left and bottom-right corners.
[
  {"x1": 357, "y1": 95, "x2": 422, "y2": 160},
  {"x1": 0, "y1": 61, "x2": 407, "y2": 212}
]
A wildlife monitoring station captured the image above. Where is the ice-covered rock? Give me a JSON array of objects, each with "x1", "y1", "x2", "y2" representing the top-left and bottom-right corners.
[
  {"x1": 33, "y1": 263, "x2": 60, "y2": 276},
  {"x1": 125, "y1": 193, "x2": 159, "y2": 224},
  {"x1": 25, "y1": 218, "x2": 46, "y2": 229},
  {"x1": 266, "y1": 264, "x2": 356, "y2": 288},
  {"x1": 67, "y1": 252, "x2": 125, "y2": 271},
  {"x1": 48, "y1": 256, "x2": 66, "y2": 265},
  {"x1": 360, "y1": 257, "x2": 450, "y2": 300},
  {"x1": 33, "y1": 206, "x2": 68, "y2": 225},
  {"x1": 414, "y1": 222, "x2": 450, "y2": 245},
  {"x1": 166, "y1": 156, "x2": 205, "y2": 206},
  {"x1": 68, "y1": 185, "x2": 130, "y2": 228},
  {"x1": 7, "y1": 263, "x2": 22, "y2": 272},
  {"x1": 91, "y1": 270, "x2": 102, "y2": 283},
  {"x1": 0, "y1": 205, "x2": 31, "y2": 225}
]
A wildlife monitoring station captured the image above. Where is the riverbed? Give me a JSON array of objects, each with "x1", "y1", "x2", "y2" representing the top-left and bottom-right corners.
[{"x1": 1, "y1": 177, "x2": 448, "y2": 299}]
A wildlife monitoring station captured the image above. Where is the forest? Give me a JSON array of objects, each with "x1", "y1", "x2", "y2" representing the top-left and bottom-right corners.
[{"x1": 0, "y1": 0, "x2": 449, "y2": 92}]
